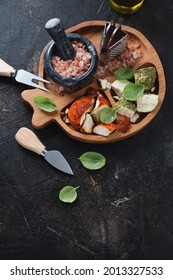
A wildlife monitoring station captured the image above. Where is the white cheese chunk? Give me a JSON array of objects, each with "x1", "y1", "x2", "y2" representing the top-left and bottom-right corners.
[
  {"x1": 116, "y1": 99, "x2": 136, "y2": 119},
  {"x1": 111, "y1": 80, "x2": 131, "y2": 96},
  {"x1": 137, "y1": 94, "x2": 159, "y2": 113},
  {"x1": 98, "y1": 79, "x2": 111, "y2": 89},
  {"x1": 80, "y1": 114, "x2": 94, "y2": 134}
]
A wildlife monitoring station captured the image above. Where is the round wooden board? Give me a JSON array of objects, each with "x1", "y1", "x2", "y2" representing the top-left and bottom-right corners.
[{"x1": 21, "y1": 20, "x2": 166, "y2": 144}]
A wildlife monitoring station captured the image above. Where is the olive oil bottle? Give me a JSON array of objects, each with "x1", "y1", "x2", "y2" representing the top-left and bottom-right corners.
[{"x1": 108, "y1": 0, "x2": 144, "y2": 14}]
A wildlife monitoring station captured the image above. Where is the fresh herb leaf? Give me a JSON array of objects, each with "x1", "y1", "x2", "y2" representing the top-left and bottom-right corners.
[
  {"x1": 34, "y1": 96, "x2": 57, "y2": 112},
  {"x1": 122, "y1": 83, "x2": 145, "y2": 101},
  {"x1": 79, "y1": 152, "x2": 106, "y2": 170},
  {"x1": 114, "y1": 67, "x2": 134, "y2": 80},
  {"x1": 100, "y1": 107, "x2": 117, "y2": 124},
  {"x1": 59, "y1": 186, "x2": 80, "y2": 203}
]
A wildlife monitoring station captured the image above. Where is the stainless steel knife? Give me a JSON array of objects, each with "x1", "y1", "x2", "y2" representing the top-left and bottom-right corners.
[
  {"x1": 15, "y1": 127, "x2": 74, "y2": 175},
  {"x1": 0, "y1": 58, "x2": 50, "y2": 92}
]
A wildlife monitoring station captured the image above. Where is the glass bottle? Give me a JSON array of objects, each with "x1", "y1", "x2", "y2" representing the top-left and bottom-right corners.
[{"x1": 108, "y1": 0, "x2": 144, "y2": 14}]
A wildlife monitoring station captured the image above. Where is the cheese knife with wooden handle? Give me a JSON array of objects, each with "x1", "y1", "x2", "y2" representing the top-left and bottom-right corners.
[
  {"x1": 0, "y1": 58, "x2": 50, "y2": 92},
  {"x1": 15, "y1": 127, "x2": 74, "y2": 175}
]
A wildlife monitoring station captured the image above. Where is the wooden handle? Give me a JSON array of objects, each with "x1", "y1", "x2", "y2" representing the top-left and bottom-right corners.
[
  {"x1": 15, "y1": 127, "x2": 45, "y2": 155},
  {"x1": 0, "y1": 58, "x2": 14, "y2": 77}
]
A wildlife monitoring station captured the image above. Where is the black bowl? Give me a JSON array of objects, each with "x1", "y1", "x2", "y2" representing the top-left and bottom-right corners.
[{"x1": 44, "y1": 33, "x2": 98, "y2": 87}]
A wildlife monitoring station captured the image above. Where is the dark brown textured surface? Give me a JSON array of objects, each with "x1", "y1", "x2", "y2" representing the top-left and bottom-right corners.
[{"x1": 0, "y1": 0, "x2": 173, "y2": 260}]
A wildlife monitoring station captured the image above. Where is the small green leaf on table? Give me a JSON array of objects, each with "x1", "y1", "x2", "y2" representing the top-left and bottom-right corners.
[
  {"x1": 59, "y1": 186, "x2": 80, "y2": 203},
  {"x1": 79, "y1": 152, "x2": 106, "y2": 170}
]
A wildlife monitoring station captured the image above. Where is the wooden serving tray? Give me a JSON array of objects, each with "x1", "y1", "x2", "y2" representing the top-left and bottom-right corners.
[{"x1": 21, "y1": 20, "x2": 166, "y2": 144}]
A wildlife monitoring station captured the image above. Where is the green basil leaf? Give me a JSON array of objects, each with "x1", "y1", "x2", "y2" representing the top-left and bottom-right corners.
[
  {"x1": 59, "y1": 186, "x2": 80, "y2": 203},
  {"x1": 100, "y1": 107, "x2": 116, "y2": 124},
  {"x1": 114, "y1": 67, "x2": 134, "y2": 80},
  {"x1": 34, "y1": 96, "x2": 57, "y2": 112},
  {"x1": 122, "y1": 83, "x2": 145, "y2": 101},
  {"x1": 79, "y1": 152, "x2": 106, "y2": 170}
]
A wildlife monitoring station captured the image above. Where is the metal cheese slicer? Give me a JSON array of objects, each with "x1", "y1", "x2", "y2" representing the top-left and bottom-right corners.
[
  {"x1": 100, "y1": 22, "x2": 127, "y2": 63},
  {"x1": 0, "y1": 58, "x2": 50, "y2": 92}
]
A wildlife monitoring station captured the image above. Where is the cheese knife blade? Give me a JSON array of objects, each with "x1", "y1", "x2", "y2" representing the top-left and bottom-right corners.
[
  {"x1": 42, "y1": 150, "x2": 74, "y2": 175},
  {"x1": 15, "y1": 127, "x2": 74, "y2": 175}
]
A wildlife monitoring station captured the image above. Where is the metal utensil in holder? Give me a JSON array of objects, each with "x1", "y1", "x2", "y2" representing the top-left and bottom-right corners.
[{"x1": 100, "y1": 22, "x2": 127, "y2": 64}]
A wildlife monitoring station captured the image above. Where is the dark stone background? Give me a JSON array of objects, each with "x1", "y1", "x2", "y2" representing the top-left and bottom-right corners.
[{"x1": 0, "y1": 0, "x2": 173, "y2": 260}]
